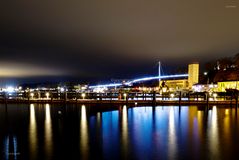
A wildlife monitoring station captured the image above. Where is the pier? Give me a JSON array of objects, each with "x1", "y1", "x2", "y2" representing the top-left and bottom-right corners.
[{"x1": 0, "y1": 91, "x2": 238, "y2": 106}]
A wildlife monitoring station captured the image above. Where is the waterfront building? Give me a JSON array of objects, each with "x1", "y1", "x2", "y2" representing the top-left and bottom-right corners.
[
  {"x1": 212, "y1": 69, "x2": 239, "y2": 92},
  {"x1": 188, "y1": 62, "x2": 199, "y2": 89},
  {"x1": 217, "y1": 81, "x2": 239, "y2": 92},
  {"x1": 192, "y1": 69, "x2": 239, "y2": 92},
  {"x1": 160, "y1": 79, "x2": 188, "y2": 92},
  {"x1": 192, "y1": 81, "x2": 239, "y2": 93},
  {"x1": 159, "y1": 62, "x2": 199, "y2": 92}
]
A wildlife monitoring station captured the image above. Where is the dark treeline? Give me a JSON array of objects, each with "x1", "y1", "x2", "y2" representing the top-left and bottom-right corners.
[
  {"x1": 205, "y1": 53, "x2": 239, "y2": 71},
  {"x1": 203, "y1": 53, "x2": 239, "y2": 83}
]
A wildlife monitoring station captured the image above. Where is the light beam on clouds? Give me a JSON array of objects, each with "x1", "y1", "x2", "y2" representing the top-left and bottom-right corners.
[{"x1": 0, "y1": 62, "x2": 66, "y2": 77}]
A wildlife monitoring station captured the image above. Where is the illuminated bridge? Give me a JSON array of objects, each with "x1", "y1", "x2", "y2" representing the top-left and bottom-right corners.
[{"x1": 89, "y1": 74, "x2": 188, "y2": 89}]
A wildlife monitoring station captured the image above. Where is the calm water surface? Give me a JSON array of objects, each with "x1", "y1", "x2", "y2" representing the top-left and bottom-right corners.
[{"x1": 0, "y1": 104, "x2": 239, "y2": 160}]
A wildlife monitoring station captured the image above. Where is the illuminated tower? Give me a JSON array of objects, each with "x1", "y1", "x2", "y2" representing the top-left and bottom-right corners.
[{"x1": 188, "y1": 62, "x2": 199, "y2": 89}]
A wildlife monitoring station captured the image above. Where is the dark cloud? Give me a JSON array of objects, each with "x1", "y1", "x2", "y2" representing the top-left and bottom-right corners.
[{"x1": 0, "y1": 0, "x2": 239, "y2": 83}]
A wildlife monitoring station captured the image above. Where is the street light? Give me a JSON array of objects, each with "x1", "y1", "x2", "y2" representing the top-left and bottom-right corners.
[
  {"x1": 60, "y1": 87, "x2": 65, "y2": 92},
  {"x1": 81, "y1": 93, "x2": 86, "y2": 99},
  {"x1": 123, "y1": 93, "x2": 127, "y2": 100},
  {"x1": 46, "y1": 92, "x2": 49, "y2": 99},
  {"x1": 6, "y1": 86, "x2": 14, "y2": 93},
  {"x1": 162, "y1": 87, "x2": 167, "y2": 93},
  {"x1": 213, "y1": 93, "x2": 217, "y2": 100},
  {"x1": 170, "y1": 93, "x2": 174, "y2": 98},
  {"x1": 30, "y1": 93, "x2": 34, "y2": 99}
]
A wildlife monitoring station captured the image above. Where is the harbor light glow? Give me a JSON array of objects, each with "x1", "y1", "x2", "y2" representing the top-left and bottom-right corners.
[
  {"x1": 46, "y1": 92, "x2": 50, "y2": 99},
  {"x1": 81, "y1": 93, "x2": 86, "y2": 99},
  {"x1": 213, "y1": 93, "x2": 217, "y2": 100},
  {"x1": 170, "y1": 93, "x2": 174, "y2": 98},
  {"x1": 6, "y1": 86, "x2": 15, "y2": 93},
  {"x1": 60, "y1": 88, "x2": 65, "y2": 92},
  {"x1": 93, "y1": 87, "x2": 106, "y2": 93},
  {"x1": 162, "y1": 87, "x2": 167, "y2": 93},
  {"x1": 123, "y1": 93, "x2": 127, "y2": 97},
  {"x1": 30, "y1": 93, "x2": 34, "y2": 99}
]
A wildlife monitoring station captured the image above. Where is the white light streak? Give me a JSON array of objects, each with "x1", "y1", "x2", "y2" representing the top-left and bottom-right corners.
[{"x1": 89, "y1": 74, "x2": 188, "y2": 88}]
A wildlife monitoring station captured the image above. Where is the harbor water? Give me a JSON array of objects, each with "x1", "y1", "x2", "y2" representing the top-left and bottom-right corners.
[{"x1": 0, "y1": 104, "x2": 239, "y2": 160}]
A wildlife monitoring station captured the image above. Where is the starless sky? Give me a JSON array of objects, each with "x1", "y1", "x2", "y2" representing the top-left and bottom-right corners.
[{"x1": 0, "y1": 0, "x2": 239, "y2": 84}]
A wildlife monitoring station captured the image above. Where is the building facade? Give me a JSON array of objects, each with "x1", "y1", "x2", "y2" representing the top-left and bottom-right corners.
[{"x1": 188, "y1": 63, "x2": 199, "y2": 89}]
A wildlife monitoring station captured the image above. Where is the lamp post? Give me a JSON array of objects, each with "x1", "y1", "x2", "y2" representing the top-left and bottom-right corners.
[
  {"x1": 81, "y1": 93, "x2": 86, "y2": 100},
  {"x1": 46, "y1": 92, "x2": 49, "y2": 99},
  {"x1": 123, "y1": 93, "x2": 127, "y2": 100},
  {"x1": 170, "y1": 93, "x2": 174, "y2": 100},
  {"x1": 30, "y1": 93, "x2": 34, "y2": 99},
  {"x1": 213, "y1": 93, "x2": 217, "y2": 100},
  {"x1": 162, "y1": 87, "x2": 167, "y2": 100}
]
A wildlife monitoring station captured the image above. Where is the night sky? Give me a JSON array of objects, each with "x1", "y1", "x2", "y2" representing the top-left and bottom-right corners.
[{"x1": 0, "y1": 0, "x2": 239, "y2": 85}]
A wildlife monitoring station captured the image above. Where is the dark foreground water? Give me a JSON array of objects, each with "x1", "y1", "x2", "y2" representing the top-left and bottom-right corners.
[{"x1": 0, "y1": 104, "x2": 239, "y2": 160}]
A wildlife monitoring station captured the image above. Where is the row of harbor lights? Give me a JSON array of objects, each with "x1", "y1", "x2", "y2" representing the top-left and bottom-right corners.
[
  {"x1": 30, "y1": 92, "x2": 50, "y2": 99},
  {"x1": 30, "y1": 92, "x2": 87, "y2": 99},
  {"x1": 123, "y1": 93, "x2": 175, "y2": 99}
]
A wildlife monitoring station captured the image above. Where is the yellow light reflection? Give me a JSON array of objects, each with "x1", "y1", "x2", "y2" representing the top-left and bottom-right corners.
[
  {"x1": 168, "y1": 108, "x2": 177, "y2": 159},
  {"x1": 45, "y1": 104, "x2": 52, "y2": 158},
  {"x1": 208, "y1": 106, "x2": 220, "y2": 159},
  {"x1": 225, "y1": 109, "x2": 229, "y2": 115},
  {"x1": 223, "y1": 108, "x2": 231, "y2": 149},
  {"x1": 29, "y1": 104, "x2": 37, "y2": 159},
  {"x1": 80, "y1": 105, "x2": 88, "y2": 159},
  {"x1": 122, "y1": 105, "x2": 128, "y2": 158},
  {"x1": 197, "y1": 111, "x2": 203, "y2": 139}
]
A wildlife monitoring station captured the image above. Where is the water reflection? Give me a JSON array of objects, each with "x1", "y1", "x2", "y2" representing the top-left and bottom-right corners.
[
  {"x1": 29, "y1": 104, "x2": 38, "y2": 159},
  {"x1": 121, "y1": 105, "x2": 128, "y2": 159},
  {"x1": 225, "y1": 109, "x2": 229, "y2": 115},
  {"x1": 102, "y1": 108, "x2": 119, "y2": 159},
  {"x1": 4, "y1": 136, "x2": 19, "y2": 160},
  {"x1": 3, "y1": 136, "x2": 9, "y2": 160},
  {"x1": 168, "y1": 108, "x2": 177, "y2": 159},
  {"x1": 196, "y1": 111, "x2": 203, "y2": 144},
  {"x1": 223, "y1": 108, "x2": 231, "y2": 156},
  {"x1": 208, "y1": 106, "x2": 220, "y2": 159},
  {"x1": 80, "y1": 105, "x2": 89, "y2": 159},
  {"x1": 2, "y1": 104, "x2": 239, "y2": 159},
  {"x1": 45, "y1": 104, "x2": 52, "y2": 159},
  {"x1": 129, "y1": 107, "x2": 153, "y2": 160},
  {"x1": 97, "y1": 112, "x2": 101, "y2": 128}
]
